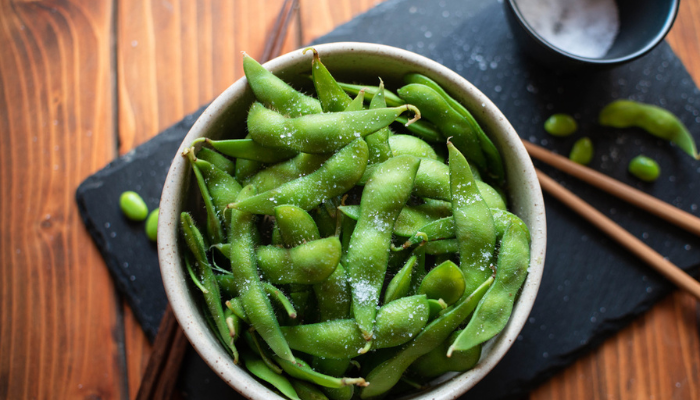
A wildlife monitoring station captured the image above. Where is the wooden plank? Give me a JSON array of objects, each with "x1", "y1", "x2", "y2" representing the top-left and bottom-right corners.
[{"x1": 0, "y1": 1, "x2": 126, "y2": 399}]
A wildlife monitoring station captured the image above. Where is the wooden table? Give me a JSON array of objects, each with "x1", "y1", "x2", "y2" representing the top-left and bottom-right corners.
[{"x1": 1, "y1": 1, "x2": 698, "y2": 399}]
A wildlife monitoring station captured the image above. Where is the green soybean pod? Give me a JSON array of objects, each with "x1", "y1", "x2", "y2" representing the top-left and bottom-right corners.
[
  {"x1": 373, "y1": 295, "x2": 430, "y2": 349},
  {"x1": 569, "y1": 137, "x2": 594, "y2": 165},
  {"x1": 364, "y1": 79, "x2": 393, "y2": 165},
  {"x1": 628, "y1": 155, "x2": 661, "y2": 182},
  {"x1": 281, "y1": 319, "x2": 367, "y2": 358},
  {"x1": 408, "y1": 331, "x2": 481, "y2": 380},
  {"x1": 256, "y1": 237, "x2": 342, "y2": 284},
  {"x1": 305, "y1": 47, "x2": 353, "y2": 113},
  {"x1": 544, "y1": 113, "x2": 578, "y2": 137},
  {"x1": 395, "y1": 117, "x2": 443, "y2": 143},
  {"x1": 230, "y1": 138, "x2": 368, "y2": 215},
  {"x1": 186, "y1": 150, "x2": 225, "y2": 244},
  {"x1": 188, "y1": 152, "x2": 242, "y2": 224},
  {"x1": 417, "y1": 260, "x2": 466, "y2": 306},
  {"x1": 448, "y1": 142, "x2": 497, "y2": 295},
  {"x1": 447, "y1": 222, "x2": 530, "y2": 355},
  {"x1": 403, "y1": 74, "x2": 505, "y2": 184},
  {"x1": 388, "y1": 134, "x2": 441, "y2": 161},
  {"x1": 243, "y1": 153, "x2": 329, "y2": 194},
  {"x1": 274, "y1": 356, "x2": 367, "y2": 389},
  {"x1": 345, "y1": 155, "x2": 421, "y2": 341},
  {"x1": 384, "y1": 254, "x2": 417, "y2": 304},
  {"x1": 313, "y1": 263, "x2": 352, "y2": 322},
  {"x1": 291, "y1": 379, "x2": 330, "y2": 400},
  {"x1": 360, "y1": 276, "x2": 494, "y2": 398},
  {"x1": 243, "y1": 53, "x2": 322, "y2": 117},
  {"x1": 204, "y1": 138, "x2": 297, "y2": 163},
  {"x1": 196, "y1": 147, "x2": 235, "y2": 176},
  {"x1": 275, "y1": 205, "x2": 321, "y2": 247},
  {"x1": 246, "y1": 102, "x2": 419, "y2": 154},
  {"x1": 145, "y1": 208, "x2": 159, "y2": 241},
  {"x1": 599, "y1": 99, "x2": 699, "y2": 159},
  {"x1": 120, "y1": 191, "x2": 149, "y2": 221},
  {"x1": 242, "y1": 352, "x2": 301, "y2": 400},
  {"x1": 423, "y1": 238, "x2": 459, "y2": 255},
  {"x1": 336, "y1": 81, "x2": 406, "y2": 107}
]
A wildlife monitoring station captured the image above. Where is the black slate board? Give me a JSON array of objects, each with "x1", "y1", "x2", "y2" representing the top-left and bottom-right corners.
[{"x1": 76, "y1": 0, "x2": 700, "y2": 399}]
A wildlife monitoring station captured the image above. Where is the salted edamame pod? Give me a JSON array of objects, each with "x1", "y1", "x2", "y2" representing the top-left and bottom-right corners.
[
  {"x1": 306, "y1": 47, "x2": 353, "y2": 113},
  {"x1": 204, "y1": 138, "x2": 297, "y2": 163},
  {"x1": 230, "y1": 138, "x2": 369, "y2": 215},
  {"x1": 408, "y1": 331, "x2": 481, "y2": 380},
  {"x1": 275, "y1": 205, "x2": 321, "y2": 247},
  {"x1": 256, "y1": 237, "x2": 342, "y2": 284},
  {"x1": 243, "y1": 153, "x2": 329, "y2": 194}
]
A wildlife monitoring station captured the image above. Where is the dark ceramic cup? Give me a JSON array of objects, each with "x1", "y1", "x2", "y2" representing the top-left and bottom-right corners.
[{"x1": 504, "y1": 0, "x2": 679, "y2": 71}]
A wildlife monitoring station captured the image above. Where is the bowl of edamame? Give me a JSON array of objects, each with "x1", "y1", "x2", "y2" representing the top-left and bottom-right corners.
[{"x1": 158, "y1": 42, "x2": 546, "y2": 400}]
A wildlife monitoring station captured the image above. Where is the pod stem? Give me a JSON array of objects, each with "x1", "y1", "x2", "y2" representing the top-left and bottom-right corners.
[{"x1": 403, "y1": 104, "x2": 422, "y2": 126}]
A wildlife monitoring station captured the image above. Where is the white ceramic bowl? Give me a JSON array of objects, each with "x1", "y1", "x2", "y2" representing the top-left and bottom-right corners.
[{"x1": 158, "y1": 42, "x2": 546, "y2": 400}]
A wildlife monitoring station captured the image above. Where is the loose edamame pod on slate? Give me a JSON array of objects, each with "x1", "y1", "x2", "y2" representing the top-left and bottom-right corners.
[
  {"x1": 448, "y1": 221, "x2": 530, "y2": 355},
  {"x1": 404, "y1": 73, "x2": 505, "y2": 185},
  {"x1": 246, "y1": 102, "x2": 420, "y2": 154},
  {"x1": 275, "y1": 205, "x2": 321, "y2": 247},
  {"x1": 228, "y1": 187, "x2": 295, "y2": 363},
  {"x1": 196, "y1": 147, "x2": 235, "y2": 176},
  {"x1": 305, "y1": 47, "x2": 353, "y2": 113},
  {"x1": 600, "y1": 99, "x2": 699, "y2": 159},
  {"x1": 418, "y1": 260, "x2": 466, "y2": 306},
  {"x1": 243, "y1": 53, "x2": 322, "y2": 117},
  {"x1": 256, "y1": 237, "x2": 341, "y2": 284},
  {"x1": 360, "y1": 276, "x2": 494, "y2": 398},
  {"x1": 449, "y1": 141, "x2": 497, "y2": 296},
  {"x1": 120, "y1": 191, "x2": 149, "y2": 221},
  {"x1": 230, "y1": 138, "x2": 368, "y2": 215},
  {"x1": 204, "y1": 138, "x2": 297, "y2": 163},
  {"x1": 243, "y1": 153, "x2": 330, "y2": 194},
  {"x1": 408, "y1": 331, "x2": 481, "y2": 380},
  {"x1": 398, "y1": 83, "x2": 487, "y2": 174},
  {"x1": 346, "y1": 155, "x2": 421, "y2": 342},
  {"x1": 180, "y1": 213, "x2": 239, "y2": 362}
]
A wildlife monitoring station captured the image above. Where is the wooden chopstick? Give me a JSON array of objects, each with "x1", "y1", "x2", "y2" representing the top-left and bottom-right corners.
[
  {"x1": 536, "y1": 168, "x2": 700, "y2": 300},
  {"x1": 136, "y1": 2, "x2": 300, "y2": 398},
  {"x1": 135, "y1": 305, "x2": 184, "y2": 400},
  {"x1": 523, "y1": 140, "x2": 700, "y2": 237}
]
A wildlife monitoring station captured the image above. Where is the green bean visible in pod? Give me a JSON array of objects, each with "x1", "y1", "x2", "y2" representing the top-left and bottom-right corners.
[
  {"x1": 241, "y1": 351, "x2": 301, "y2": 400},
  {"x1": 599, "y1": 99, "x2": 699, "y2": 159},
  {"x1": 184, "y1": 149, "x2": 225, "y2": 244},
  {"x1": 345, "y1": 155, "x2": 421, "y2": 342},
  {"x1": 274, "y1": 356, "x2": 368, "y2": 389},
  {"x1": 398, "y1": 83, "x2": 487, "y2": 174},
  {"x1": 336, "y1": 81, "x2": 406, "y2": 107},
  {"x1": 243, "y1": 53, "x2": 322, "y2": 117},
  {"x1": 365, "y1": 79, "x2": 393, "y2": 164},
  {"x1": 305, "y1": 47, "x2": 353, "y2": 113},
  {"x1": 247, "y1": 102, "x2": 420, "y2": 154},
  {"x1": 228, "y1": 187, "x2": 295, "y2": 363},
  {"x1": 447, "y1": 222, "x2": 530, "y2": 355},
  {"x1": 313, "y1": 263, "x2": 352, "y2": 322},
  {"x1": 360, "y1": 276, "x2": 494, "y2": 398},
  {"x1": 256, "y1": 237, "x2": 342, "y2": 284},
  {"x1": 448, "y1": 141, "x2": 497, "y2": 296},
  {"x1": 291, "y1": 379, "x2": 330, "y2": 400},
  {"x1": 275, "y1": 205, "x2": 321, "y2": 247},
  {"x1": 403, "y1": 74, "x2": 505, "y2": 184},
  {"x1": 243, "y1": 153, "x2": 330, "y2": 194},
  {"x1": 417, "y1": 260, "x2": 466, "y2": 306},
  {"x1": 407, "y1": 330, "x2": 481, "y2": 381},
  {"x1": 230, "y1": 138, "x2": 368, "y2": 215},
  {"x1": 203, "y1": 138, "x2": 297, "y2": 163},
  {"x1": 180, "y1": 213, "x2": 238, "y2": 362},
  {"x1": 195, "y1": 147, "x2": 235, "y2": 176}
]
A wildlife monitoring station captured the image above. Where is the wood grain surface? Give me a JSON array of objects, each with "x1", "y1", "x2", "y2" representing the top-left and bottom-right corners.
[{"x1": 0, "y1": 1, "x2": 698, "y2": 400}]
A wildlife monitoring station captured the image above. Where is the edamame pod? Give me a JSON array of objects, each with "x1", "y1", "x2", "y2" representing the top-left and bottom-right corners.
[
  {"x1": 384, "y1": 254, "x2": 417, "y2": 304},
  {"x1": 408, "y1": 331, "x2": 481, "y2": 380},
  {"x1": 346, "y1": 155, "x2": 421, "y2": 341},
  {"x1": 185, "y1": 149, "x2": 225, "y2": 244},
  {"x1": 365, "y1": 79, "x2": 393, "y2": 164},
  {"x1": 373, "y1": 295, "x2": 430, "y2": 349},
  {"x1": 247, "y1": 102, "x2": 419, "y2": 154},
  {"x1": 196, "y1": 147, "x2": 235, "y2": 176},
  {"x1": 417, "y1": 260, "x2": 466, "y2": 305},
  {"x1": 188, "y1": 152, "x2": 242, "y2": 224},
  {"x1": 306, "y1": 47, "x2": 353, "y2": 112},
  {"x1": 423, "y1": 238, "x2": 459, "y2": 255},
  {"x1": 313, "y1": 263, "x2": 352, "y2": 321},
  {"x1": 230, "y1": 139, "x2": 369, "y2": 215},
  {"x1": 244, "y1": 153, "x2": 329, "y2": 194},
  {"x1": 599, "y1": 99, "x2": 699, "y2": 159},
  {"x1": 242, "y1": 352, "x2": 300, "y2": 400},
  {"x1": 205, "y1": 138, "x2": 297, "y2": 163},
  {"x1": 281, "y1": 319, "x2": 367, "y2": 358},
  {"x1": 336, "y1": 81, "x2": 406, "y2": 107},
  {"x1": 449, "y1": 142, "x2": 497, "y2": 296},
  {"x1": 291, "y1": 379, "x2": 330, "y2": 400},
  {"x1": 389, "y1": 134, "x2": 441, "y2": 161},
  {"x1": 256, "y1": 237, "x2": 342, "y2": 284},
  {"x1": 274, "y1": 357, "x2": 367, "y2": 389},
  {"x1": 275, "y1": 205, "x2": 321, "y2": 247},
  {"x1": 243, "y1": 53, "x2": 322, "y2": 117},
  {"x1": 447, "y1": 222, "x2": 530, "y2": 355}
]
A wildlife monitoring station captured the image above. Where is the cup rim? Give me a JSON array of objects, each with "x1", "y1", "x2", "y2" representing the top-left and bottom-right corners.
[
  {"x1": 158, "y1": 41, "x2": 547, "y2": 400},
  {"x1": 506, "y1": 0, "x2": 680, "y2": 65}
]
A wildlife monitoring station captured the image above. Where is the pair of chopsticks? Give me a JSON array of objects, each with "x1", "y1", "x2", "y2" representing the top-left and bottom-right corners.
[
  {"x1": 525, "y1": 140, "x2": 700, "y2": 300},
  {"x1": 135, "y1": 2, "x2": 300, "y2": 399}
]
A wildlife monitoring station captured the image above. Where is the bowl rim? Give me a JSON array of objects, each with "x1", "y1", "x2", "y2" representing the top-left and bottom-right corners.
[
  {"x1": 506, "y1": 0, "x2": 680, "y2": 65},
  {"x1": 158, "y1": 41, "x2": 547, "y2": 400}
]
